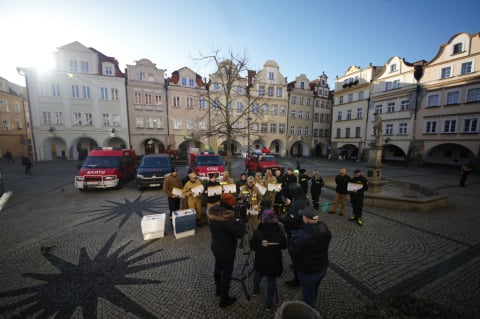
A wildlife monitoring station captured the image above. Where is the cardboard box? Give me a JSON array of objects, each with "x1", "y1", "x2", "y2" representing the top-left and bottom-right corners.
[
  {"x1": 173, "y1": 209, "x2": 196, "y2": 239},
  {"x1": 141, "y1": 213, "x2": 166, "y2": 240}
]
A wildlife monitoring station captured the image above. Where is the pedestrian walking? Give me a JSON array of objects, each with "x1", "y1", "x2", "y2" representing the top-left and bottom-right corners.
[
  {"x1": 4, "y1": 150, "x2": 14, "y2": 163},
  {"x1": 459, "y1": 161, "x2": 473, "y2": 187},
  {"x1": 21, "y1": 154, "x2": 32, "y2": 175},
  {"x1": 348, "y1": 169, "x2": 368, "y2": 226},
  {"x1": 207, "y1": 193, "x2": 245, "y2": 308},
  {"x1": 287, "y1": 207, "x2": 331, "y2": 308},
  {"x1": 328, "y1": 168, "x2": 350, "y2": 216}
]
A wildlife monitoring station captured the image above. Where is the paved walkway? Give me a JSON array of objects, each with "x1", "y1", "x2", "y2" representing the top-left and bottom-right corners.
[{"x1": 0, "y1": 157, "x2": 479, "y2": 318}]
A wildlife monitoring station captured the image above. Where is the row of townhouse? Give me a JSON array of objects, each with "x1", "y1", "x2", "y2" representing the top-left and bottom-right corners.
[
  {"x1": 3, "y1": 31, "x2": 479, "y2": 167},
  {"x1": 12, "y1": 41, "x2": 332, "y2": 161},
  {"x1": 332, "y1": 31, "x2": 480, "y2": 166},
  {"x1": 0, "y1": 77, "x2": 30, "y2": 159}
]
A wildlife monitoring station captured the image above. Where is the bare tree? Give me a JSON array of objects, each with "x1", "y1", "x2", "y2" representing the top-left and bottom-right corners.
[{"x1": 194, "y1": 49, "x2": 262, "y2": 175}]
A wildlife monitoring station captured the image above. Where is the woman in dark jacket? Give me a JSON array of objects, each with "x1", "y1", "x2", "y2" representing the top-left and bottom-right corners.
[
  {"x1": 208, "y1": 193, "x2": 245, "y2": 308},
  {"x1": 250, "y1": 200, "x2": 287, "y2": 310}
]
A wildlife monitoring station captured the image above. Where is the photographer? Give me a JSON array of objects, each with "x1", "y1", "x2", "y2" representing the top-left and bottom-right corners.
[{"x1": 207, "y1": 193, "x2": 245, "y2": 308}]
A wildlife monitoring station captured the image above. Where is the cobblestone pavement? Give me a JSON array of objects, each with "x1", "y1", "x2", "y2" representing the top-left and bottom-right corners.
[{"x1": 0, "y1": 157, "x2": 479, "y2": 318}]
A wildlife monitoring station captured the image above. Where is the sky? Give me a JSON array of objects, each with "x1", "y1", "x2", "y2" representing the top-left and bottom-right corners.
[{"x1": 1, "y1": 0, "x2": 479, "y2": 88}]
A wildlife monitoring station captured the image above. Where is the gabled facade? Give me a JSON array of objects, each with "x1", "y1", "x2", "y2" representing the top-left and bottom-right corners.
[
  {"x1": 311, "y1": 72, "x2": 332, "y2": 156},
  {"x1": 368, "y1": 56, "x2": 424, "y2": 162},
  {"x1": 20, "y1": 41, "x2": 128, "y2": 161},
  {"x1": 166, "y1": 67, "x2": 208, "y2": 156},
  {"x1": 332, "y1": 64, "x2": 384, "y2": 160},
  {"x1": 286, "y1": 73, "x2": 315, "y2": 156},
  {"x1": 416, "y1": 32, "x2": 480, "y2": 165},
  {"x1": 249, "y1": 60, "x2": 289, "y2": 156},
  {"x1": 0, "y1": 77, "x2": 29, "y2": 159},
  {"x1": 125, "y1": 59, "x2": 167, "y2": 155}
]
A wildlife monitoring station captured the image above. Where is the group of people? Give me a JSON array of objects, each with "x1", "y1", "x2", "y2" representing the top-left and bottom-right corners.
[
  {"x1": 162, "y1": 168, "x2": 332, "y2": 311},
  {"x1": 3, "y1": 150, "x2": 33, "y2": 175},
  {"x1": 328, "y1": 168, "x2": 369, "y2": 226}
]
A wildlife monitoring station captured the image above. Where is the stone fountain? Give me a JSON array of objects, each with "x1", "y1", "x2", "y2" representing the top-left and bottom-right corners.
[{"x1": 360, "y1": 113, "x2": 448, "y2": 212}]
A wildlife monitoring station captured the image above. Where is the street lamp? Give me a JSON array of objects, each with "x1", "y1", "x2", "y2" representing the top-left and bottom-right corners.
[{"x1": 247, "y1": 117, "x2": 252, "y2": 156}]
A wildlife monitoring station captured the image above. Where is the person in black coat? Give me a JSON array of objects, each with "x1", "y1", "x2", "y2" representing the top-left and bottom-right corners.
[
  {"x1": 279, "y1": 183, "x2": 310, "y2": 287},
  {"x1": 207, "y1": 193, "x2": 245, "y2": 308},
  {"x1": 310, "y1": 170, "x2": 325, "y2": 210},
  {"x1": 288, "y1": 207, "x2": 332, "y2": 308},
  {"x1": 348, "y1": 169, "x2": 369, "y2": 226},
  {"x1": 250, "y1": 200, "x2": 287, "y2": 310}
]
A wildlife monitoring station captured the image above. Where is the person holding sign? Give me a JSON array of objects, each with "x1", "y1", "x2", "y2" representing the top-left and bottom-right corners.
[
  {"x1": 348, "y1": 169, "x2": 368, "y2": 226},
  {"x1": 205, "y1": 175, "x2": 222, "y2": 217},
  {"x1": 183, "y1": 172, "x2": 204, "y2": 227}
]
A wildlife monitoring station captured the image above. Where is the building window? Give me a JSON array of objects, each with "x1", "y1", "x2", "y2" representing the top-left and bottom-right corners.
[
  {"x1": 348, "y1": 94, "x2": 353, "y2": 102},
  {"x1": 290, "y1": 125, "x2": 295, "y2": 135},
  {"x1": 199, "y1": 98, "x2": 206, "y2": 109},
  {"x1": 42, "y1": 112, "x2": 52, "y2": 125},
  {"x1": 461, "y1": 62, "x2": 472, "y2": 74},
  {"x1": 387, "y1": 102, "x2": 395, "y2": 112},
  {"x1": 73, "y1": 112, "x2": 82, "y2": 125},
  {"x1": 279, "y1": 106, "x2": 286, "y2": 116},
  {"x1": 305, "y1": 127, "x2": 310, "y2": 137},
  {"x1": 393, "y1": 80, "x2": 400, "y2": 89},
  {"x1": 252, "y1": 103, "x2": 259, "y2": 114},
  {"x1": 358, "y1": 91, "x2": 364, "y2": 99},
  {"x1": 390, "y1": 64, "x2": 397, "y2": 72},
  {"x1": 441, "y1": 67, "x2": 451, "y2": 78},
  {"x1": 297, "y1": 126, "x2": 302, "y2": 136},
  {"x1": 466, "y1": 88, "x2": 480, "y2": 102},
  {"x1": 181, "y1": 78, "x2": 187, "y2": 87},
  {"x1": 400, "y1": 100, "x2": 409, "y2": 111},
  {"x1": 103, "y1": 113, "x2": 111, "y2": 126},
  {"x1": 72, "y1": 85, "x2": 80, "y2": 98},
  {"x1": 300, "y1": 82, "x2": 305, "y2": 89},
  {"x1": 268, "y1": 72, "x2": 274, "y2": 80},
  {"x1": 463, "y1": 118, "x2": 478, "y2": 133},
  {"x1": 385, "y1": 124, "x2": 393, "y2": 135},
  {"x1": 443, "y1": 120, "x2": 456, "y2": 133},
  {"x1": 82, "y1": 86, "x2": 91, "y2": 99},
  {"x1": 270, "y1": 123, "x2": 276, "y2": 133},
  {"x1": 385, "y1": 82, "x2": 392, "y2": 91},
  {"x1": 145, "y1": 94, "x2": 153, "y2": 105},
  {"x1": 276, "y1": 87, "x2": 283, "y2": 97},
  {"x1": 446, "y1": 91, "x2": 460, "y2": 105},
  {"x1": 337, "y1": 111, "x2": 342, "y2": 121},
  {"x1": 425, "y1": 120, "x2": 437, "y2": 133},
  {"x1": 155, "y1": 95, "x2": 162, "y2": 105},
  {"x1": 428, "y1": 94, "x2": 440, "y2": 107},
  {"x1": 104, "y1": 65, "x2": 113, "y2": 75},
  {"x1": 237, "y1": 101, "x2": 243, "y2": 112},
  {"x1": 375, "y1": 104, "x2": 383, "y2": 113},
  {"x1": 237, "y1": 85, "x2": 242, "y2": 93},
  {"x1": 347, "y1": 110, "x2": 352, "y2": 120},
  {"x1": 69, "y1": 60, "x2": 77, "y2": 72},
  {"x1": 345, "y1": 127, "x2": 350, "y2": 138},
  {"x1": 213, "y1": 82, "x2": 220, "y2": 91},
  {"x1": 258, "y1": 86, "x2": 265, "y2": 96},
  {"x1": 357, "y1": 108, "x2": 363, "y2": 119},
  {"x1": 298, "y1": 111, "x2": 303, "y2": 119},
  {"x1": 199, "y1": 120, "x2": 206, "y2": 130},
  {"x1": 306, "y1": 111, "x2": 310, "y2": 120},
  {"x1": 173, "y1": 119, "x2": 182, "y2": 129},
  {"x1": 299, "y1": 97, "x2": 304, "y2": 105},
  {"x1": 2, "y1": 118, "x2": 10, "y2": 131},
  {"x1": 339, "y1": 96, "x2": 344, "y2": 104},
  {"x1": 134, "y1": 92, "x2": 142, "y2": 104},
  {"x1": 189, "y1": 79, "x2": 195, "y2": 87},
  {"x1": 53, "y1": 112, "x2": 63, "y2": 125},
  {"x1": 270, "y1": 104, "x2": 277, "y2": 115},
  {"x1": 52, "y1": 84, "x2": 60, "y2": 97},
  {"x1": 136, "y1": 116, "x2": 144, "y2": 128},
  {"x1": 100, "y1": 87, "x2": 109, "y2": 100},
  {"x1": 279, "y1": 123, "x2": 285, "y2": 134},
  {"x1": 399, "y1": 123, "x2": 408, "y2": 135},
  {"x1": 267, "y1": 87, "x2": 273, "y2": 96},
  {"x1": 314, "y1": 128, "x2": 319, "y2": 137},
  {"x1": 292, "y1": 96, "x2": 297, "y2": 104},
  {"x1": 453, "y1": 43, "x2": 463, "y2": 54},
  {"x1": 262, "y1": 104, "x2": 268, "y2": 115},
  {"x1": 80, "y1": 61, "x2": 89, "y2": 73},
  {"x1": 111, "y1": 88, "x2": 119, "y2": 101},
  {"x1": 186, "y1": 97, "x2": 194, "y2": 108},
  {"x1": 139, "y1": 72, "x2": 145, "y2": 81},
  {"x1": 336, "y1": 128, "x2": 341, "y2": 138},
  {"x1": 85, "y1": 113, "x2": 93, "y2": 126},
  {"x1": 261, "y1": 123, "x2": 267, "y2": 133},
  {"x1": 355, "y1": 127, "x2": 361, "y2": 138},
  {"x1": 291, "y1": 110, "x2": 296, "y2": 118},
  {"x1": 173, "y1": 96, "x2": 180, "y2": 108}
]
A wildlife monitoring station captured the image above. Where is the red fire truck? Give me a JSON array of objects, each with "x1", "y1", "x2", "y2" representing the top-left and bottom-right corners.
[
  {"x1": 75, "y1": 147, "x2": 137, "y2": 190},
  {"x1": 188, "y1": 148, "x2": 225, "y2": 181},
  {"x1": 245, "y1": 148, "x2": 283, "y2": 175}
]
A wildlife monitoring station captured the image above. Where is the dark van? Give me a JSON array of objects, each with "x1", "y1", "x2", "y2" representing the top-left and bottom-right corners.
[{"x1": 135, "y1": 154, "x2": 172, "y2": 189}]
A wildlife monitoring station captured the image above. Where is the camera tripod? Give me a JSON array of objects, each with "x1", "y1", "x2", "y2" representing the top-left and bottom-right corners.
[{"x1": 232, "y1": 221, "x2": 255, "y2": 300}]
